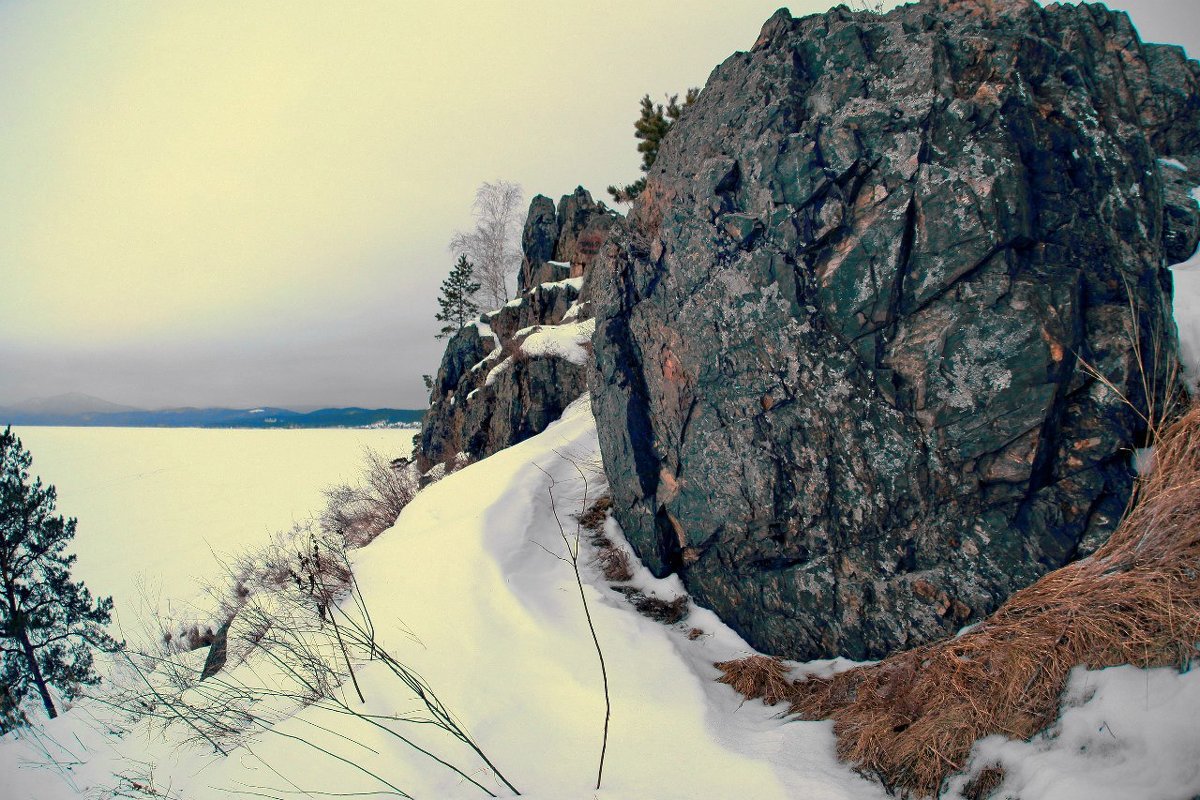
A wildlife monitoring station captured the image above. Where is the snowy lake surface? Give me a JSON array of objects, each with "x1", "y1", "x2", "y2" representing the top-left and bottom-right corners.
[{"x1": 11, "y1": 426, "x2": 417, "y2": 641}]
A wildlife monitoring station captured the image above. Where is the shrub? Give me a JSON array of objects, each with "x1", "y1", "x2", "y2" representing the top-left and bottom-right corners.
[{"x1": 320, "y1": 449, "x2": 419, "y2": 548}]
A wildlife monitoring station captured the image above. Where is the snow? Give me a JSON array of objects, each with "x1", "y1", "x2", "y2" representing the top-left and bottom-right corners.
[
  {"x1": 948, "y1": 665, "x2": 1200, "y2": 800},
  {"x1": 0, "y1": 400, "x2": 886, "y2": 800},
  {"x1": 1158, "y1": 157, "x2": 1188, "y2": 171},
  {"x1": 9, "y1": 180, "x2": 1200, "y2": 795},
  {"x1": 1170, "y1": 185, "x2": 1200, "y2": 390},
  {"x1": 537, "y1": 276, "x2": 585, "y2": 292},
  {"x1": 561, "y1": 300, "x2": 587, "y2": 323},
  {"x1": 484, "y1": 354, "x2": 513, "y2": 386},
  {"x1": 467, "y1": 319, "x2": 503, "y2": 351},
  {"x1": 518, "y1": 319, "x2": 596, "y2": 365}
]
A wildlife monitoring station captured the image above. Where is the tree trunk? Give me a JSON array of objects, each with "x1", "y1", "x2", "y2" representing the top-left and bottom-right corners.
[{"x1": 18, "y1": 628, "x2": 56, "y2": 719}]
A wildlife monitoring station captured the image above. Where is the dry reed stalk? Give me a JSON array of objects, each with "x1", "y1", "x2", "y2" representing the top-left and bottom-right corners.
[{"x1": 717, "y1": 402, "x2": 1200, "y2": 797}]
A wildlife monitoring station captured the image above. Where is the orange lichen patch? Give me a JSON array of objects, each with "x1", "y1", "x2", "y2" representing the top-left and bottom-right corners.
[
  {"x1": 662, "y1": 348, "x2": 686, "y2": 383},
  {"x1": 658, "y1": 469, "x2": 682, "y2": 503},
  {"x1": 661, "y1": 509, "x2": 687, "y2": 549},
  {"x1": 1040, "y1": 326, "x2": 1066, "y2": 363}
]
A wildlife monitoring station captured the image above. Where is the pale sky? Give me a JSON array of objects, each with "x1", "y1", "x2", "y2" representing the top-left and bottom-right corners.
[{"x1": 1, "y1": 1, "x2": 1196, "y2": 410}]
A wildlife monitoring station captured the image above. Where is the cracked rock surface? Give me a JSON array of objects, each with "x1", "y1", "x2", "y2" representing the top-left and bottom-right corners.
[{"x1": 589, "y1": 0, "x2": 1200, "y2": 660}]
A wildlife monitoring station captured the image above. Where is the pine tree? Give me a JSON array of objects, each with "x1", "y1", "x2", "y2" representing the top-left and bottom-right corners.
[
  {"x1": 0, "y1": 427, "x2": 120, "y2": 724},
  {"x1": 435, "y1": 254, "x2": 482, "y2": 339},
  {"x1": 607, "y1": 88, "x2": 700, "y2": 203}
]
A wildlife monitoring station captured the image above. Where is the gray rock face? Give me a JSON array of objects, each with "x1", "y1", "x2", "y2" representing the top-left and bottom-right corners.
[
  {"x1": 590, "y1": 0, "x2": 1198, "y2": 660},
  {"x1": 419, "y1": 187, "x2": 616, "y2": 466}
]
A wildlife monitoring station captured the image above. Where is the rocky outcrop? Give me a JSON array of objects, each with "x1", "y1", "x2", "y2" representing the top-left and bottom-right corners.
[
  {"x1": 419, "y1": 187, "x2": 618, "y2": 466},
  {"x1": 590, "y1": 0, "x2": 1199, "y2": 660},
  {"x1": 517, "y1": 186, "x2": 619, "y2": 293}
]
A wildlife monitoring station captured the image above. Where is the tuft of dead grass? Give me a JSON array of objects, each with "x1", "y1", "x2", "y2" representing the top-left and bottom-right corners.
[
  {"x1": 624, "y1": 587, "x2": 691, "y2": 623},
  {"x1": 578, "y1": 495, "x2": 613, "y2": 532},
  {"x1": 714, "y1": 655, "x2": 793, "y2": 706},
  {"x1": 718, "y1": 401, "x2": 1200, "y2": 797},
  {"x1": 579, "y1": 495, "x2": 633, "y2": 581},
  {"x1": 593, "y1": 543, "x2": 634, "y2": 582},
  {"x1": 960, "y1": 765, "x2": 1005, "y2": 800}
]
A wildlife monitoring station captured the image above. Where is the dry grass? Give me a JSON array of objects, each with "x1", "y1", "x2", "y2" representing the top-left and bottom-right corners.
[
  {"x1": 717, "y1": 401, "x2": 1200, "y2": 797},
  {"x1": 593, "y1": 543, "x2": 633, "y2": 582},
  {"x1": 714, "y1": 655, "x2": 794, "y2": 706},
  {"x1": 578, "y1": 495, "x2": 633, "y2": 582},
  {"x1": 961, "y1": 765, "x2": 1005, "y2": 800},
  {"x1": 611, "y1": 587, "x2": 689, "y2": 624},
  {"x1": 577, "y1": 494, "x2": 613, "y2": 532}
]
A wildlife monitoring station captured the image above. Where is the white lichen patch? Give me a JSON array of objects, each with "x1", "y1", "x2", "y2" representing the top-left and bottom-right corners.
[{"x1": 943, "y1": 353, "x2": 1012, "y2": 410}]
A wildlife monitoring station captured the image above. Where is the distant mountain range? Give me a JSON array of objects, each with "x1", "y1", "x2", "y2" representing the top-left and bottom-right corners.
[{"x1": 0, "y1": 393, "x2": 422, "y2": 429}]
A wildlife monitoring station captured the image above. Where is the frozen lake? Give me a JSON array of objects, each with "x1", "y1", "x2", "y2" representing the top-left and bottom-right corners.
[{"x1": 10, "y1": 426, "x2": 417, "y2": 641}]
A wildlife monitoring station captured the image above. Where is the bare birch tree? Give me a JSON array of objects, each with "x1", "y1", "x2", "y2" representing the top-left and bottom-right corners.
[{"x1": 449, "y1": 180, "x2": 524, "y2": 309}]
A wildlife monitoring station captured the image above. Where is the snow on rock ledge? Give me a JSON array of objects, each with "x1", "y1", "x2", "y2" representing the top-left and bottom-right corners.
[{"x1": 517, "y1": 318, "x2": 596, "y2": 366}]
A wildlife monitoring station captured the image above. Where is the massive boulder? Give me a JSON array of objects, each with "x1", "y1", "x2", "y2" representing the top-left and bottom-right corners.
[
  {"x1": 590, "y1": 0, "x2": 1199, "y2": 660},
  {"x1": 419, "y1": 187, "x2": 618, "y2": 466}
]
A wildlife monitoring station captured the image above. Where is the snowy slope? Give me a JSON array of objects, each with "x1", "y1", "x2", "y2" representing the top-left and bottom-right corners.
[{"x1": 0, "y1": 399, "x2": 886, "y2": 800}]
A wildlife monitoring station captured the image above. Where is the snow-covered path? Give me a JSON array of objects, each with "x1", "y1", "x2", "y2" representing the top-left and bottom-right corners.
[
  {"x1": 328, "y1": 397, "x2": 884, "y2": 799},
  {"x1": 0, "y1": 399, "x2": 885, "y2": 799}
]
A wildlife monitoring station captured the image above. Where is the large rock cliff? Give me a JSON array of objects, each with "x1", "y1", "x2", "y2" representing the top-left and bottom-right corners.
[
  {"x1": 589, "y1": 0, "x2": 1200, "y2": 660},
  {"x1": 418, "y1": 187, "x2": 617, "y2": 466}
]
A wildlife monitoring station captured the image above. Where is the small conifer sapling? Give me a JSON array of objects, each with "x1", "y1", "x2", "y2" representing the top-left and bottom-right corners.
[
  {"x1": 607, "y1": 88, "x2": 699, "y2": 203},
  {"x1": 435, "y1": 254, "x2": 482, "y2": 339}
]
